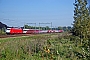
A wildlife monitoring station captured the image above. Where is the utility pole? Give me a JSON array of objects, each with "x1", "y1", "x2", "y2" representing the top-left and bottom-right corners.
[
  {"x1": 39, "y1": 23, "x2": 40, "y2": 33},
  {"x1": 51, "y1": 22, "x2": 52, "y2": 30}
]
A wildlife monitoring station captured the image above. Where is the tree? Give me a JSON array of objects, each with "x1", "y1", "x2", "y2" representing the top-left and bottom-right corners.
[
  {"x1": 24, "y1": 25, "x2": 32, "y2": 29},
  {"x1": 58, "y1": 26, "x2": 63, "y2": 30},
  {"x1": 45, "y1": 26, "x2": 50, "y2": 30},
  {"x1": 73, "y1": 0, "x2": 90, "y2": 39},
  {"x1": 72, "y1": 0, "x2": 90, "y2": 59},
  {"x1": 63, "y1": 26, "x2": 68, "y2": 31}
]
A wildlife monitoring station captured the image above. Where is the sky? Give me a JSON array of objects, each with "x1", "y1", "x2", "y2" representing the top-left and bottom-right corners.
[{"x1": 0, "y1": 0, "x2": 75, "y2": 27}]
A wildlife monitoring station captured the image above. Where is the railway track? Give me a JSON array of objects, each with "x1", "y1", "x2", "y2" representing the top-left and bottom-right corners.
[
  {"x1": 0, "y1": 33, "x2": 52, "y2": 38},
  {"x1": 0, "y1": 34, "x2": 35, "y2": 38},
  {"x1": 0, "y1": 33, "x2": 71, "y2": 38}
]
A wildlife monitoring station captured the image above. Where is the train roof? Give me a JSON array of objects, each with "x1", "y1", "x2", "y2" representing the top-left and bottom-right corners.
[{"x1": 23, "y1": 29, "x2": 39, "y2": 30}]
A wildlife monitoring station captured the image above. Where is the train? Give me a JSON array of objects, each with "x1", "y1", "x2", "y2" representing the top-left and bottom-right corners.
[{"x1": 5, "y1": 27, "x2": 64, "y2": 34}]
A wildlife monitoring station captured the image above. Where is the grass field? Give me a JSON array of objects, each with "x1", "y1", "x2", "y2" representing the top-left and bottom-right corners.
[{"x1": 0, "y1": 33, "x2": 89, "y2": 60}]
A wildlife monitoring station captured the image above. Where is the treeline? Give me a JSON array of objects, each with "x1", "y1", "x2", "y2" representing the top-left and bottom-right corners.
[{"x1": 24, "y1": 25, "x2": 72, "y2": 31}]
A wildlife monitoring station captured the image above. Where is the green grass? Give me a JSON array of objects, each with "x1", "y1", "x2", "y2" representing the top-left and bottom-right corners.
[{"x1": 0, "y1": 33, "x2": 89, "y2": 60}]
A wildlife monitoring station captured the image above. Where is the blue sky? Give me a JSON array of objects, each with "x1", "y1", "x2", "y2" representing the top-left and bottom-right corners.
[{"x1": 0, "y1": 0, "x2": 74, "y2": 27}]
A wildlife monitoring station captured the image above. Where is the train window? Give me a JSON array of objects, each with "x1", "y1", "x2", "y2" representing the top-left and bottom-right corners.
[
  {"x1": 6, "y1": 28, "x2": 11, "y2": 30},
  {"x1": 22, "y1": 29, "x2": 27, "y2": 31}
]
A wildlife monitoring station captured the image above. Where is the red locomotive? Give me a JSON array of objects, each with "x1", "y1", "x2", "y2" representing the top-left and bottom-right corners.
[{"x1": 6, "y1": 27, "x2": 64, "y2": 34}]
